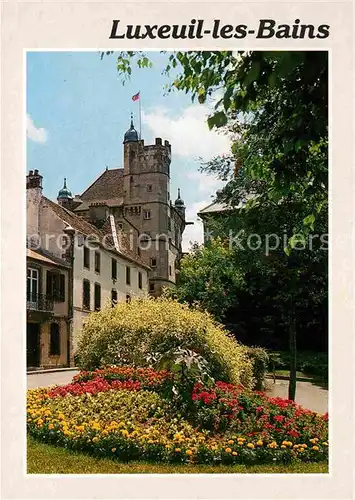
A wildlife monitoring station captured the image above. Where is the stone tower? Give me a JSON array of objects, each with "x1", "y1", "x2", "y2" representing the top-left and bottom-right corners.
[
  {"x1": 72, "y1": 116, "x2": 187, "y2": 296},
  {"x1": 120, "y1": 116, "x2": 184, "y2": 295}
]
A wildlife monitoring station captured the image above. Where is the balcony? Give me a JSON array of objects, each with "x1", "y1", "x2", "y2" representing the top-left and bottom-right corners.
[{"x1": 27, "y1": 293, "x2": 54, "y2": 313}]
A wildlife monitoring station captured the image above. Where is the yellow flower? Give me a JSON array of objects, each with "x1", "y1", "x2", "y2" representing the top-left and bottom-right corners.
[
  {"x1": 227, "y1": 440, "x2": 234, "y2": 445},
  {"x1": 281, "y1": 445, "x2": 286, "y2": 449},
  {"x1": 232, "y1": 451, "x2": 238, "y2": 456},
  {"x1": 312, "y1": 446, "x2": 319, "y2": 451},
  {"x1": 225, "y1": 447, "x2": 232, "y2": 453},
  {"x1": 247, "y1": 443, "x2": 254, "y2": 449},
  {"x1": 92, "y1": 437, "x2": 99, "y2": 443},
  {"x1": 175, "y1": 448, "x2": 181, "y2": 453},
  {"x1": 111, "y1": 448, "x2": 117, "y2": 453},
  {"x1": 322, "y1": 442, "x2": 328, "y2": 446},
  {"x1": 186, "y1": 449, "x2": 193, "y2": 456},
  {"x1": 256, "y1": 440, "x2": 263, "y2": 447},
  {"x1": 48, "y1": 424, "x2": 54, "y2": 430},
  {"x1": 298, "y1": 448, "x2": 305, "y2": 453}
]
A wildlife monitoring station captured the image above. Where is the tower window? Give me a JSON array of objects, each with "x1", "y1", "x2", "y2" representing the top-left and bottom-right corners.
[
  {"x1": 143, "y1": 210, "x2": 151, "y2": 220},
  {"x1": 149, "y1": 283, "x2": 155, "y2": 293},
  {"x1": 138, "y1": 272, "x2": 142, "y2": 289},
  {"x1": 169, "y1": 265, "x2": 172, "y2": 276},
  {"x1": 126, "y1": 294, "x2": 131, "y2": 303},
  {"x1": 147, "y1": 184, "x2": 153, "y2": 192},
  {"x1": 151, "y1": 258, "x2": 157, "y2": 268}
]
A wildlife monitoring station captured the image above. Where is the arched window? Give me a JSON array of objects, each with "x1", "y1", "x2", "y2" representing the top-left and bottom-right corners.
[{"x1": 50, "y1": 323, "x2": 60, "y2": 356}]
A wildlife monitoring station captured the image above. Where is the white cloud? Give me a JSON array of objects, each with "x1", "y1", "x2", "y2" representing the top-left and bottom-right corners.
[
  {"x1": 182, "y1": 199, "x2": 211, "y2": 252},
  {"x1": 143, "y1": 105, "x2": 230, "y2": 159},
  {"x1": 185, "y1": 171, "x2": 225, "y2": 194},
  {"x1": 27, "y1": 115, "x2": 48, "y2": 143}
]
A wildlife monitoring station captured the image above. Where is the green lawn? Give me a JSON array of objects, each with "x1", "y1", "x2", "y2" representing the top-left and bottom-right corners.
[{"x1": 27, "y1": 437, "x2": 328, "y2": 474}]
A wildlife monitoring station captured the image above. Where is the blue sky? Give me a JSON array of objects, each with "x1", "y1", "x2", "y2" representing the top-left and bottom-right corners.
[{"x1": 27, "y1": 51, "x2": 230, "y2": 249}]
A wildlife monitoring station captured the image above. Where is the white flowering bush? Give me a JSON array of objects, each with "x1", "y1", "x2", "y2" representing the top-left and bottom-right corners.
[{"x1": 75, "y1": 297, "x2": 254, "y2": 388}]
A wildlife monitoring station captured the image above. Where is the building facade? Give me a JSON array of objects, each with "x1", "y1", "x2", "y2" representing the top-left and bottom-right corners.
[
  {"x1": 73, "y1": 118, "x2": 189, "y2": 296},
  {"x1": 26, "y1": 169, "x2": 149, "y2": 368},
  {"x1": 26, "y1": 248, "x2": 70, "y2": 368}
]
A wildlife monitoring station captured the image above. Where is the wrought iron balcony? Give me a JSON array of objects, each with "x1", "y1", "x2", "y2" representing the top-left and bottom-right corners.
[{"x1": 27, "y1": 293, "x2": 54, "y2": 312}]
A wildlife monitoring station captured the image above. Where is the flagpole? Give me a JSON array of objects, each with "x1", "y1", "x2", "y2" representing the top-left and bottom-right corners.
[{"x1": 139, "y1": 91, "x2": 142, "y2": 140}]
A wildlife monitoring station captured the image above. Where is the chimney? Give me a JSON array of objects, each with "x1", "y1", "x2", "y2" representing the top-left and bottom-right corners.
[{"x1": 26, "y1": 169, "x2": 43, "y2": 190}]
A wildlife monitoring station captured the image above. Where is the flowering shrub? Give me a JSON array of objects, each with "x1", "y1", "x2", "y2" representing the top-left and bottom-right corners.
[
  {"x1": 75, "y1": 297, "x2": 254, "y2": 388},
  {"x1": 27, "y1": 369, "x2": 328, "y2": 466},
  {"x1": 190, "y1": 382, "x2": 328, "y2": 444}
]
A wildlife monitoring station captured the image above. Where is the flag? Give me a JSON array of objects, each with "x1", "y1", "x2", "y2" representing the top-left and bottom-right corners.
[{"x1": 132, "y1": 92, "x2": 140, "y2": 102}]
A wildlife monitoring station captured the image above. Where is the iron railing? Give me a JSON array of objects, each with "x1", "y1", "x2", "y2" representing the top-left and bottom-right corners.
[{"x1": 27, "y1": 293, "x2": 54, "y2": 312}]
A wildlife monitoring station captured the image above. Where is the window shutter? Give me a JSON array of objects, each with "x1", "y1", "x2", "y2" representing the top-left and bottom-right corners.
[
  {"x1": 59, "y1": 274, "x2": 65, "y2": 302},
  {"x1": 46, "y1": 271, "x2": 53, "y2": 297}
]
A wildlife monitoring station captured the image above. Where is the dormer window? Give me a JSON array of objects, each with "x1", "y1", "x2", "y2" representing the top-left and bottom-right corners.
[{"x1": 147, "y1": 184, "x2": 153, "y2": 192}]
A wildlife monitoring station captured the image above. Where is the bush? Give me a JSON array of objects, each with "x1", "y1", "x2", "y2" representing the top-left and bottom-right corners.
[
  {"x1": 244, "y1": 347, "x2": 269, "y2": 390},
  {"x1": 268, "y1": 351, "x2": 328, "y2": 381},
  {"x1": 75, "y1": 297, "x2": 254, "y2": 388}
]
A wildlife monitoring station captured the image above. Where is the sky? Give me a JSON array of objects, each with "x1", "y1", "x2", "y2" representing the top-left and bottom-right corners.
[{"x1": 27, "y1": 51, "x2": 230, "y2": 251}]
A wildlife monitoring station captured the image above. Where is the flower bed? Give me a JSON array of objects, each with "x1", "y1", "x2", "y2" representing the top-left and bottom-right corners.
[
  {"x1": 48, "y1": 367, "x2": 172, "y2": 398},
  {"x1": 27, "y1": 368, "x2": 328, "y2": 466}
]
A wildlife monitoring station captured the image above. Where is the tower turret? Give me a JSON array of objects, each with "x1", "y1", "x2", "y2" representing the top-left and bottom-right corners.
[
  {"x1": 123, "y1": 113, "x2": 139, "y2": 144},
  {"x1": 57, "y1": 178, "x2": 73, "y2": 209},
  {"x1": 174, "y1": 188, "x2": 186, "y2": 219}
]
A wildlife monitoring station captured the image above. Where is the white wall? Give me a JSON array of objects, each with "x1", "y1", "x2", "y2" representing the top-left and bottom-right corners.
[{"x1": 72, "y1": 242, "x2": 148, "y2": 347}]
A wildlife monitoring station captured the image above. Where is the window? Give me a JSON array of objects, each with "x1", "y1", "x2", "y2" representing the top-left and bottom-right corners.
[
  {"x1": 168, "y1": 218, "x2": 171, "y2": 231},
  {"x1": 126, "y1": 294, "x2": 131, "y2": 303},
  {"x1": 94, "y1": 251, "x2": 101, "y2": 273},
  {"x1": 143, "y1": 210, "x2": 151, "y2": 220},
  {"x1": 82, "y1": 280, "x2": 90, "y2": 310},
  {"x1": 111, "y1": 258, "x2": 117, "y2": 280},
  {"x1": 126, "y1": 266, "x2": 131, "y2": 285},
  {"x1": 118, "y1": 222, "x2": 123, "y2": 230},
  {"x1": 147, "y1": 184, "x2": 153, "y2": 192},
  {"x1": 46, "y1": 271, "x2": 65, "y2": 302},
  {"x1": 94, "y1": 283, "x2": 101, "y2": 311},
  {"x1": 169, "y1": 265, "x2": 172, "y2": 276},
  {"x1": 149, "y1": 283, "x2": 155, "y2": 293},
  {"x1": 151, "y1": 258, "x2": 157, "y2": 267},
  {"x1": 49, "y1": 323, "x2": 60, "y2": 356},
  {"x1": 27, "y1": 268, "x2": 39, "y2": 303},
  {"x1": 83, "y1": 246, "x2": 90, "y2": 269},
  {"x1": 138, "y1": 272, "x2": 142, "y2": 289},
  {"x1": 111, "y1": 289, "x2": 118, "y2": 306}
]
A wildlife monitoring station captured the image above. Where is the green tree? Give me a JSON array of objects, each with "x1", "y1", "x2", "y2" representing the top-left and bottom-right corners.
[
  {"x1": 170, "y1": 239, "x2": 244, "y2": 322},
  {"x1": 105, "y1": 50, "x2": 328, "y2": 401}
]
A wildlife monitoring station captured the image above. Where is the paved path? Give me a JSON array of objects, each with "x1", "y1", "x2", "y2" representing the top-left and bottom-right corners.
[
  {"x1": 265, "y1": 379, "x2": 328, "y2": 414},
  {"x1": 27, "y1": 370, "x2": 328, "y2": 415},
  {"x1": 27, "y1": 370, "x2": 79, "y2": 389}
]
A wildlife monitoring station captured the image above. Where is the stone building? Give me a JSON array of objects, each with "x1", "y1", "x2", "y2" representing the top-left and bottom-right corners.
[
  {"x1": 26, "y1": 169, "x2": 149, "y2": 369},
  {"x1": 73, "y1": 117, "x2": 189, "y2": 296}
]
